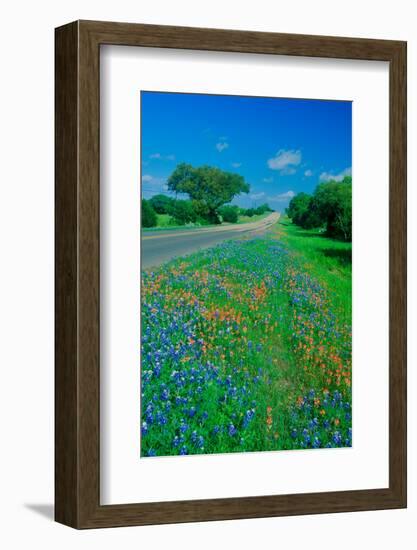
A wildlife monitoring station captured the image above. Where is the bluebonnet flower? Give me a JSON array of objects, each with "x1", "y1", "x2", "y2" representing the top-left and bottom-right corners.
[
  {"x1": 141, "y1": 422, "x2": 148, "y2": 436},
  {"x1": 228, "y1": 423, "x2": 237, "y2": 436},
  {"x1": 160, "y1": 388, "x2": 170, "y2": 401},
  {"x1": 179, "y1": 446, "x2": 188, "y2": 455},
  {"x1": 333, "y1": 431, "x2": 342, "y2": 445},
  {"x1": 187, "y1": 406, "x2": 196, "y2": 418},
  {"x1": 147, "y1": 449, "x2": 157, "y2": 457},
  {"x1": 308, "y1": 418, "x2": 319, "y2": 430},
  {"x1": 243, "y1": 408, "x2": 255, "y2": 428},
  {"x1": 179, "y1": 419, "x2": 188, "y2": 433},
  {"x1": 156, "y1": 411, "x2": 168, "y2": 425}
]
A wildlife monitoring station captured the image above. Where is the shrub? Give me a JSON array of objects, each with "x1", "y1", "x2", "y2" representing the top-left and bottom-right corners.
[
  {"x1": 219, "y1": 204, "x2": 239, "y2": 223},
  {"x1": 142, "y1": 199, "x2": 157, "y2": 227},
  {"x1": 171, "y1": 200, "x2": 197, "y2": 225},
  {"x1": 149, "y1": 194, "x2": 175, "y2": 214},
  {"x1": 255, "y1": 203, "x2": 273, "y2": 215}
]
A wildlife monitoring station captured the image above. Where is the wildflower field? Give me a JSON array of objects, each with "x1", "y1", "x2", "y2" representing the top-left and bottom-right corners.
[{"x1": 141, "y1": 219, "x2": 352, "y2": 457}]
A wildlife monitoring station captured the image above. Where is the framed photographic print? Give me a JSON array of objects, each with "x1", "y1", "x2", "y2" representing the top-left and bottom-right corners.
[{"x1": 55, "y1": 20, "x2": 407, "y2": 528}]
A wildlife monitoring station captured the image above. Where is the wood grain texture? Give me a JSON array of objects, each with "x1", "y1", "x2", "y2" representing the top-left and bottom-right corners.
[
  {"x1": 55, "y1": 21, "x2": 79, "y2": 527},
  {"x1": 55, "y1": 20, "x2": 407, "y2": 529}
]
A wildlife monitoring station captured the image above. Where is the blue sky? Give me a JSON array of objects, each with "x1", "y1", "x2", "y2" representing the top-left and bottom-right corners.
[{"x1": 141, "y1": 91, "x2": 352, "y2": 212}]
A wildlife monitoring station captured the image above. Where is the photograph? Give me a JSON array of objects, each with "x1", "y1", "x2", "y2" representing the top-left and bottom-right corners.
[{"x1": 140, "y1": 91, "x2": 352, "y2": 458}]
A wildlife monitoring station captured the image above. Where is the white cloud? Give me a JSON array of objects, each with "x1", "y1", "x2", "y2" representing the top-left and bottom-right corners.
[
  {"x1": 150, "y1": 153, "x2": 175, "y2": 161},
  {"x1": 142, "y1": 174, "x2": 153, "y2": 182},
  {"x1": 250, "y1": 192, "x2": 266, "y2": 200},
  {"x1": 280, "y1": 167, "x2": 297, "y2": 176},
  {"x1": 231, "y1": 162, "x2": 242, "y2": 168},
  {"x1": 319, "y1": 167, "x2": 352, "y2": 182},
  {"x1": 263, "y1": 177, "x2": 273, "y2": 183},
  {"x1": 267, "y1": 149, "x2": 301, "y2": 172},
  {"x1": 216, "y1": 142, "x2": 229, "y2": 152},
  {"x1": 267, "y1": 190, "x2": 296, "y2": 202},
  {"x1": 304, "y1": 169, "x2": 313, "y2": 177}
]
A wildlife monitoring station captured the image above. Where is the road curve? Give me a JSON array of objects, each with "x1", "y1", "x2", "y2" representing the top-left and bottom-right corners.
[{"x1": 141, "y1": 212, "x2": 280, "y2": 269}]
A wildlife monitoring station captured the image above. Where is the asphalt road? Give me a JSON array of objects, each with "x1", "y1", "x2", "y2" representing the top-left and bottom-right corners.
[{"x1": 141, "y1": 212, "x2": 280, "y2": 269}]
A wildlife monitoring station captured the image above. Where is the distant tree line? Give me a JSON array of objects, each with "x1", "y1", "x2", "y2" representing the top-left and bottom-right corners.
[
  {"x1": 218, "y1": 203, "x2": 274, "y2": 223},
  {"x1": 142, "y1": 195, "x2": 273, "y2": 227},
  {"x1": 286, "y1": 176, "x2": 352, "y2": 241},
  {"x1": 141, "y1": 162, "x2": 273, "y2": 228}
]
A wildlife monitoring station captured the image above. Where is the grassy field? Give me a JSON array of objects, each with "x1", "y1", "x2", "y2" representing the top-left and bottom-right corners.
[
  {"x1": 141, "y1": 219, "x2": 352, "y2": 457},
  {"x1": 278, "y1": 217, "x2": 352, "y2": 319},
  {"x1": 156, "y1": 213, "x2": 175, "y2": 227},
  {"x1": 237, "y1": 212, "x2": 270, "y2": 224}
]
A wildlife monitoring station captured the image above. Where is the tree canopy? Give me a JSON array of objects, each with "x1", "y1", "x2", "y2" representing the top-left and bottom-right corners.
[
  {"x1": 167, "y1": 163, "x2": 250, "y2": 223},
  {"x1": 219, "y1": 204, "x2": 239, "y2": 223},
  {"x1": 170, "y1": 199, "x2": 197, "y2": 225},
  {"x1": 287, "y1": 176, "x2": 352, "y2": 241},
  {"x1": 149, "y1": 194, "x2": 175, "y2": 214}
]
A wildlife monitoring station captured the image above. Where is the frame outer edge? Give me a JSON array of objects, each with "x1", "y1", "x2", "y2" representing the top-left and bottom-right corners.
[
  {"x1": 55, "y1": 21, "x2": 80, "y2": 528},
  {"x1": 389, "y1": 41, "x2": 407, "y2": 506},
  {"x1": 77, "y1": 19, "x2": 101, "y2": 527}
]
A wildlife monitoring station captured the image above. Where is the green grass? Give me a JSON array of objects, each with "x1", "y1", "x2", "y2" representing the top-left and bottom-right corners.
[
  {"x1": 141, "y1": 218, "x2": 352, "y2": 457},
  {"x1": 237, "y1": 212, "x2": 269, "y2": 224},
  {"x1": 278, "y1": 217, "x2": 352, "y2": 320},
  {"x1": 155, "y1": 213, "x2": 175, "y2": 227}
]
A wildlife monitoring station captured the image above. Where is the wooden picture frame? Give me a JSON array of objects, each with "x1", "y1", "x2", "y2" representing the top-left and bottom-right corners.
[{"x1": 55, "y1": 20, "x2": 407, "y2": 529}]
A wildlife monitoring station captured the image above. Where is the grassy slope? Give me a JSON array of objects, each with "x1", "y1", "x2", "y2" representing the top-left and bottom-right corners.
[{"x1": 278, "y1": 217, "x2": 352, "y2": 320}]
